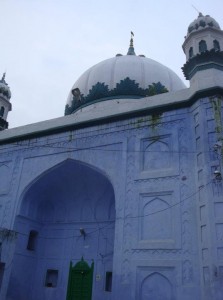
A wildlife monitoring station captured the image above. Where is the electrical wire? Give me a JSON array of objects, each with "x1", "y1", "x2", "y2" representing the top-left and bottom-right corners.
[
  {"x1": 1, "y1": 180, "x2": 212, "y2": 241},
  {"x1": 0, "y1": 100, "x2": 217, "y2": 155},
  {"x1": 0, "y1": 136, "x2": 221, "y2": 157}
]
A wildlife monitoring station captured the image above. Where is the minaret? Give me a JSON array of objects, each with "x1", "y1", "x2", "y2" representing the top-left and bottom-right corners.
[
  {"x1": 0, "y1": 73, "x2": 12, "y2": 130},
  {"x1": 182, "y1": 14, "x2": 223, "y2": 300},
  {"x1": 182, "y1": 13, "x2": 223, "y2": 91}
]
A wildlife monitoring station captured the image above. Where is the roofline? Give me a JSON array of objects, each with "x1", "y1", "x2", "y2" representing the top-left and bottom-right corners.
[{"x1": 0, "y1": 86, "x2": 222, "y2": 145}]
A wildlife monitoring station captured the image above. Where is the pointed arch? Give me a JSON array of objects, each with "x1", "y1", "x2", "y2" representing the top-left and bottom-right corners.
[
  {"x1": 143, "y1": 139, "x2": 170, "y2": 170},
  {"x1": 8, "y1": 158, "x2": 116, "y2": 300},
  {"x1": 199, "y1": 40, "x2": 207, "y2": 53},
  {"x1": 0, "y1": 106, "x2": 5, "y2": 117},
  {"x1": 141, "y1": 272, "x2": 173, "y2": 300},
  {"x1": 142, "y1": 197, "x2": 172, "y2": 240},
  {"x1": 19, "y1": 158, "x2": 115, "y2": 219},
  {"x1": 189, "y1": 47, "x2": 194, "y2": 58},
  {"x1": 213, "y1": 39, "x2": 220, "y2": 51}
]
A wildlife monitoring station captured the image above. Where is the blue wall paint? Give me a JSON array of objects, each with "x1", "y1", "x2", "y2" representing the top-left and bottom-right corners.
[
  {"x1": 0, "y1": 95, "x2": 223, "y2": 299},
  {"x1": 7, "y1": 160, "x2": 115, "y2": 300}
]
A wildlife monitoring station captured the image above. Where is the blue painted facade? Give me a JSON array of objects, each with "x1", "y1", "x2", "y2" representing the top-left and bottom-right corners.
[
  {"x1": 0, "y1": 13, "x2": 223, "y2": 300},
  {"x1": 0, "y1": 95, "x2": 223, "y2": 300}
]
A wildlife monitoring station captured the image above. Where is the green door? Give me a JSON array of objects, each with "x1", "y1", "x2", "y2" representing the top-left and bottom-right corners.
[{"x1": 66, "y1": 257, "x2": 94, "y2": 300}]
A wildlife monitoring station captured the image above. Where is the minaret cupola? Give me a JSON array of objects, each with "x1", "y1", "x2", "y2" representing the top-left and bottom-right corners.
[
  {"x1": 182, "y1": 13, "x2": 223, "y2": 90},
  {"x1": 0, "y1": 73, "x2": 12, "y2": 130}
]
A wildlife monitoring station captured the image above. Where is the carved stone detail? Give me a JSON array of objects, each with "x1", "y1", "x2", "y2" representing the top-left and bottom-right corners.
[
  {"x1": 179, "y1": 120, "x2": 195, "y2": 283},
  {"x1": 132, "y1": 249, "x2": 183, "y2": 258},
  {"x1": 121, "y1": 136, "x2": 135, "y2": 284},
  {"x1": 182, "y1": 260, "x2": 193, "y2": 284},
  {"x1": 135, "y1": 176, "x2": 179, "y2": 183},
  {"x1": 1, "y1": 157, "x2": 21, "y2": 228}
]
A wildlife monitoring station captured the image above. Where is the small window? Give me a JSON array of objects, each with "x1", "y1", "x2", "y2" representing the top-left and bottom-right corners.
[
  {"x1": 45, "y1": 269, "x2": 58, "y2": 287},
  {"x1": 0, "y1": 262, "x2": 5, "y2": 290},
  {"x1": 199, "y1": 20, "x2": 206, "y2": 28},
  {"x1": 27, "y1": 230, "x2": 38, "y2": 251},
  {"x1": 199, "y1": 40, "x2": 207, "y2": 53},
  {"x1": 0, "y1": 107, "x2": 4, "y2": 117},
  {"x1": 105, "y1": 271, "x2": 112, "y2": 292},
  {"x1": 189, "y1": 47, "x2": 193, "y2": 58},
  {"x1": 213, "y1": 40, "x2": 220, "y2": 51}
]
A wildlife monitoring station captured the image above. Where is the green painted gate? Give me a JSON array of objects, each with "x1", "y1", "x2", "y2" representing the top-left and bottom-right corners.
[{"x1": 66, "y1": 258, "x2": 94, "y2": 300}]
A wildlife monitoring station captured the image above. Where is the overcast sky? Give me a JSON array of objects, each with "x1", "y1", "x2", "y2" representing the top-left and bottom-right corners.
[{"x1": 0, "y1": 0, "x2": 222, "y2": 128}]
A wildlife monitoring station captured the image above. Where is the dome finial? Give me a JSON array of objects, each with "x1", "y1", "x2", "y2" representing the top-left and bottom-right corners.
[
  {"x1": 191, "y1": 4, "x2": 201, "y2": 15},
  {"x1": 130, "y1": 31, "x2": 134, "y2": 46},
  {"x1": 127, "y1": 31, "x2": 136, "y2": 55},
  {"x1": 1, "y1": 72, "x2": 6, "y2": 83}
]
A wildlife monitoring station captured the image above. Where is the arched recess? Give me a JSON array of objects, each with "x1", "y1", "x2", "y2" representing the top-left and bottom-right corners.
[
  {"x1": 143, "y1": 140, "x2": 170, "y2": 171},
  {"x1": 189, "y1": 47, "x2": 194, "y2": 58},
  {"x1": 0, "y1": 106, "x2": 4, "y2": 117},
  {"x1": 142, "y1": 198, "x2": 172, "y2": 240},
  {"x1": 213, "y1": 39, "x2": 220, "y2": 51},
  {"x1": 7, "y1": 159, "x2": 116, "y2": 300},
  {"x1": 199, "y1": 40, "x2": 207, "y2": 53},
  {"x1": 141, "y1": 272, "x2": 173, "y2": 300}
]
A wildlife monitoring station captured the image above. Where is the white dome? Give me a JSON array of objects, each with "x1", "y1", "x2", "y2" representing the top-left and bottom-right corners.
[
  {"x1": 65, "y1": 51, "x2": 186, "y2": 115},
  {"x1": 187, "y1": 13, "x2": 221, "y2": 37}
]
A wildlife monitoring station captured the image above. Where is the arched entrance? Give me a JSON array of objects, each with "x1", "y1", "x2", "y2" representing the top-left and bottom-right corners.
[
  {"x1": 66, "y1": 258, "x2": 94, "y2": 300},
  {"x1": 7, "y1": 159, "x2": 115, "y2": 300}
]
